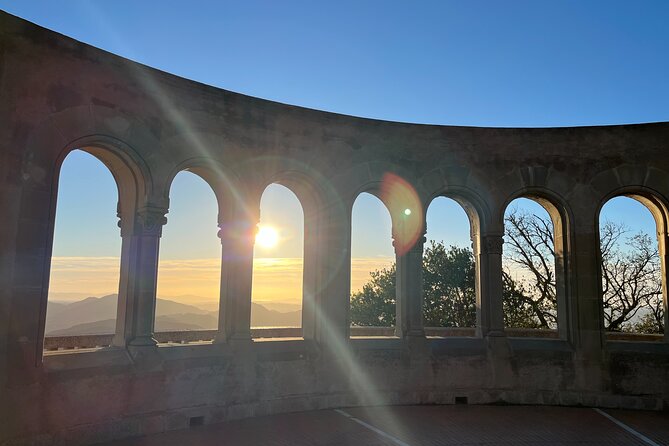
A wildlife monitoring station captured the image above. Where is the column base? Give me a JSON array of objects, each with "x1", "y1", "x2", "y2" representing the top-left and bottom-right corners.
[
  {"x1": 128, "y1": 335, "x2": 157, "y2": 347},
  {"x1": 404, "y1": 333, "x2": 429, "y2": 357},
  {"x1": 478, "y1": 328, "x2": 506, "y2": 338},
  {"x1": 213, "y1": 335, "x2": 253, "y2": 344},
  {"x1": 395, "y1": 327, "x2": 426, "y2": 338},
  {"x1": 405, "y1": 328, "x2": 426, "y2": 338},
  {"x1": 229, "y1": 333, "x2": 254, "y2": 350}
]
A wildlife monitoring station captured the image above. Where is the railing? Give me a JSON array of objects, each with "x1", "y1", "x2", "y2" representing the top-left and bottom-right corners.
[
  {"x1": 42, "y1": 327, "x2": 664, "y2": 351},
  {"x1": 605, "y1": 332, "x2": 664, "y2": 342},
  {"x1": 43, "y1": 327, "x2": 303, "y2": 351}
]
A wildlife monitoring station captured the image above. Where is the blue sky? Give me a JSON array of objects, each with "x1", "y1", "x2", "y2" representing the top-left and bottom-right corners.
[
  {"x1": 9, "y1": 1, "x2": 664, "y2": 270},
  {"x1": 3, "y1": 1, "x2": 668, "y2": 126}
]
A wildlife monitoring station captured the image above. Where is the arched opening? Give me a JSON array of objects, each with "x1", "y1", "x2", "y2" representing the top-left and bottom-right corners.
[
  {"x1": 156, "y1": 171, "x2": 221, "y2": 336},
  {"x1": 350, "y1": 192, "x2": 395, "y2": 336},
  {"x1": 45, "y1": 149, "x2": 122, "y2": 342},
  {"x1": 502, "y1": 196, "x2": 566, "y2": 336},
  {"x1": 600, "y1": 195, "x2": 666, "y2": 336},
  {"x1": 423, "y1": 196, "x2": 476, "y2": 331},
  {"x1": 251, "y1": 184, "x2": 304, "y2": 337}
]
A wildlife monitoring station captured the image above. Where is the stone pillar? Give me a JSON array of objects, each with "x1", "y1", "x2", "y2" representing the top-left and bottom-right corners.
[
  {"x1": 395, "y1": 234, "x2": 426, "y2": 338},
  {"x1": 112, "y1": 213, "x2": 134, "y2": 348},
  {"x1": 313, "y1": 203, "x2": 351, "y2": 347},
  {"x1": 301, "y1": 209, "x2": 320, "y2": 341},
  {"x1": 115, "y1": 206, "x2": 167, "y2": 347},
  {"x1": 476, "y1": 234, "x2": 505, "y2": 337},
  {"x1": 216, "y1": 218, "x2": 256, "y2": 343},
  {"x1": 571, "y1": 223, "x2": 606, "y2": 391},
  {"x1": 657, "y1": 232, "x2": 669, "y2": 343}
]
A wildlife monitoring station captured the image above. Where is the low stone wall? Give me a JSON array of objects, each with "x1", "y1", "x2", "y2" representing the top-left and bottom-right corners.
[
  {"x1": 43, "y1": 327, "x2": 573, "y2": 351},
  {"x1": 9, "y1": 333, "x2": 665, "y2": 446}
]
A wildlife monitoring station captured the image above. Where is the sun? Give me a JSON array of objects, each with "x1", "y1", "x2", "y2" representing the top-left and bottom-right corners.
[{"x1": 256, "y1": 225, "x2": 279, "y2": 248}]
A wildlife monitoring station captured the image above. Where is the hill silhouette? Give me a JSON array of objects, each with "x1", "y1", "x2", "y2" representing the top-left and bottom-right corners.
[{"x1": 45, "y1": 294, "x2": 301, "y2": 335}]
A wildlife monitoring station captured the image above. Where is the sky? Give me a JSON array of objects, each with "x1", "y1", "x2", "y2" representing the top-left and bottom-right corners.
[{"x1": 9, "y1": 1, "x2": 665, "y2": 305}]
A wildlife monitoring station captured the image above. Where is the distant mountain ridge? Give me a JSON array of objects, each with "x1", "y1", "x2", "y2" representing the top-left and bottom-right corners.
[{"x1": 45, "y1": 294, "x2": 301, "y2": 336}]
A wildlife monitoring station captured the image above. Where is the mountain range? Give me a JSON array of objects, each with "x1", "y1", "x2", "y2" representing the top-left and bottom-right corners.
[{"x1": 46, "y1": 294, "x2": 301, "y2": 336}]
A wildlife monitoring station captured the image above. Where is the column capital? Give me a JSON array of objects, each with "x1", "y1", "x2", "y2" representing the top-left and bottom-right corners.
[
  {"x1": 135, "y1": 206, "x2": 168, "y2": 237},
  {"x1": 393, "y1": 233, "x2": 426, "y2": 255},
  {"x1": 480, "y1": 234, "x2": 503, "y2": 255},
  {"x1": 217, "y1": 219, "x2": 258, "y2": 247}
]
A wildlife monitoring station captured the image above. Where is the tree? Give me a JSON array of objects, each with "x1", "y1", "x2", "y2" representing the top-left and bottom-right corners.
[
  {"x1": 350, "y1": 265, "x2": 396, "y2": 326},
  {"x1": 502, "y1": 208, "x2": 558, "y2": 329},
  {"x1": 503, "y1": 209, "x2": 665, "y2": 334},
  {"x1": 601, "y1": 221, "x2": 664, "y2": 333},
  {"x1": 351, "y1": 213, "x2": 665, "y2": 334},
  {"x1": 422, "y1": 243, "x2": 476, "y2": 327},
  {"x1": 350, "y1": 242, "x2": 477, "y2": 327},
  {"x1": 501, "y1": 271, "x2": 545, "y2": 329}
]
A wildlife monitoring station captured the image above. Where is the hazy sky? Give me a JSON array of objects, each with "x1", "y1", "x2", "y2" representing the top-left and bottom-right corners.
[{"x1": 9, "y1": 1, "x2": 664, "y2": 302}]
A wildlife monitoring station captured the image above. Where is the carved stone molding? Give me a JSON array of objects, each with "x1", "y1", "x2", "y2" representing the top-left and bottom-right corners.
[
  {"x1": 135, "y1": 206, "x2": 168, "y2": 237},
  {"x1": 393, "y1": 234, "x2": 427, "y2": 255},
  {"x1": 481, "y1": 235, "x2": 503, "y2": 255},
  {"x1": 218, "y1": 219, "x2": 258, "y2": 248}
]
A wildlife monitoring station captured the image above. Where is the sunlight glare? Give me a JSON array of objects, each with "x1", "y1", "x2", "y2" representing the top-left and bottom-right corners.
[{"x1": 256, "y1": 225, "x2": 279, "y2": 248}]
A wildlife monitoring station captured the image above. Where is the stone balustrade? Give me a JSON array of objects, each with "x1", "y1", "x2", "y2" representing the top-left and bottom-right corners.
[{"x1": 44, "y1": 327, "x2": 661, "y2": 352}]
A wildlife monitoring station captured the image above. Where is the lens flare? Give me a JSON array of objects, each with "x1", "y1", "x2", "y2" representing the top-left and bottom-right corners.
[
  {"x1": 380, "y1": 173, "x2": 423, "y2": 256},
  {"x1": 256, "y1": 225, "x2": 279, "y2": 248}
]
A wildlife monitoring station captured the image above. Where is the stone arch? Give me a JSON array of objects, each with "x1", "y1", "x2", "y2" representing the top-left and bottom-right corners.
[
  {"x1": 156, "y1": 165, "x2": 225, "y2": 334},
  {"x1": 596, "y1": 186, "x2": 669, "y2": 339},
  {"x1": 248, "y1": 180, "x2": 306, "y2": 336},
  {"x1": 424, "y1": 186, "x2": 490, "y2": 242},
  {"x1": 422, "y1": 187, "x2": 492, "y2": 336},
  {"x1": 37, "y1": 135, "x2": 150, "y2": 356},
  {"x1": 346, "y1": 188, "x2": 400, "y2": 336},
  {"x1": 597, "y1": 186, "x2": 669, "y2": 236},
  {"x1": 422, "y1": 191, "x2": 486, "y2": 331},
  {"x1": 340, "y1": 165, "x2": 425, "y2": 337},
  {"x1": 332, "y1": 159, "x2": 421, "y2": 215},
  {"x1": 262, "y1": 170, "x2": 336, "y2": 339},
  {"x1": 499, "y1": 187, "x2": 574, "y2": 339},
  {"x1": 53, "y1": 138, "x2": 150, "y2": 231},
  {"x1": 163, "y1": 158, "x2": 243, "y2": 224}
]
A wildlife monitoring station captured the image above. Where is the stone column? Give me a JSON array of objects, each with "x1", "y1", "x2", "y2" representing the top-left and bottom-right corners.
[
  {"x1": 119, "y1": 206, "x2": 167, "y2": 347},
  {"x1": 657, "y1": 232, "x2": 669, "y2": 343},
  {"x1": 216, "y1": 218, "x2": 256, "y2": 343},
  {"x1": 301, "y1": 209, "x2": 320, "y2": 341},
  {"x1": 313, "y1": 203, "x2": 351, "y2": 347},
  {"x1": 112, "y1": 211, "x2": 134, "y2": 348},
  {"x1": 570, "y1": 224, "x2": 606, "y2": 391},
  {"x1": 476, "y1": 234, "x2": 505, "y2": 337},
  {"x1": 395, "y1": 234, "x2": 426, "y2": 338}
]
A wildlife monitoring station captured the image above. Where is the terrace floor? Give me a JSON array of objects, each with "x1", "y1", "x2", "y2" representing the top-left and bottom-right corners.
[{"x1": 101, "y1": 405, "x2": 669, "y2": 446}]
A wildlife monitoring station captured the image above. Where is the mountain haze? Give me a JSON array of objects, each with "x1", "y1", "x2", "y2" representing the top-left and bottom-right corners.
[{"x1": 45, "y1": 294, "x2": 301, "y2": 336}]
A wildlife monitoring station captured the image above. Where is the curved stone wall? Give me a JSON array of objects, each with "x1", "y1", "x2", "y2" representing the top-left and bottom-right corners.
[{"x1": 1, "y1": 11, "x2": 668, "y2": 445}]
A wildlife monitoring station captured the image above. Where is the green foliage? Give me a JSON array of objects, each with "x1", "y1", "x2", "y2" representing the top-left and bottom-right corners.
[
  {"x1": 351, "y1": 242, "x2": 477, "y2": 327},
  {"x1": 350, "y1": 265, "x2": 396, "y2": 326},
  {"x1": 422, "y1": 243, "x2": 476, "y2": 327},
  {"x1": 351, "y1": 213, "x2": 665, "y2": 335},
  {"x1": 350, "y1": 239, "x2": 546, "y2": 329}
]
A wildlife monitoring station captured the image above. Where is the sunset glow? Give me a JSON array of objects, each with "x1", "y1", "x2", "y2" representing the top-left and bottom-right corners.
[{"x1": 48, "y1": 256, "x2": 394, "y2": 304}]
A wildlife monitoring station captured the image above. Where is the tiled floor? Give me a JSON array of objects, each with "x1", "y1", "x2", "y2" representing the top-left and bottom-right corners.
[{"x1": 102, "y1": 405, "x2": 669, "y2": 445}]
